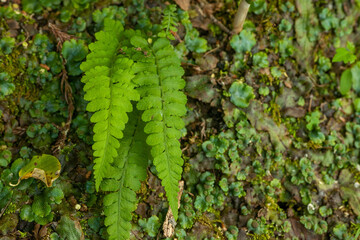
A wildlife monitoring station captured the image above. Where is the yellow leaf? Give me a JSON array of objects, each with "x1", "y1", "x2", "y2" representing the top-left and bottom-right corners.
[{"x1": 11, "y1": 154, "x2": 61, "y2": 187}]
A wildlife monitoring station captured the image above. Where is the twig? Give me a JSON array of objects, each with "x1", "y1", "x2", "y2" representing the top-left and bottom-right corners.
[
  {"x1": 209, "y1": 14, "x2": 232, "y2": 35},
  {"x1": 195, "y1": 3, "x2": 231, "y2": 35},
  {"x1": 48, "y1": 23, "x2": 74, "y2": 52},
  {"x1": 0, "y1": 199, "x2": 11, "y2": 219},
  {"x1": 203, "y1": 45, "x2": 220, "y2": 57},
  {"x1": 233, "y1": 0, "x2": 250, "y2": 34},
  {"x1": 52, "y1": 69, "x2": 74, "y2": 154},
  {"x1": 48, "y1": 22, "x2": 75, "y2": 154},
  {"x1": 131, "y1": 230, "x2": 142, "y2": 240},
  {"x1": 308, "y1": 94, "x2": 313, "y2": 112},
  {"x1": 16, "y1": 23, "x2": 30, "y2": 46},
  {"x1": 163, "y1": 181, "x2": 184, "y2": 238},
  {"x1": 200, "y1": 119, "x2": 206, "y2": 141},
  {"x1": 170, "y1": 29, "x2": 183, "y2": 42}
]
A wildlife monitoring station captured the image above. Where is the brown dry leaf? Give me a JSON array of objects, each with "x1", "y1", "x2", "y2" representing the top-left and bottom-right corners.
[
  {"x1": 135, "y1": 202, "x2": 148, "y2": 218},
  {"x1": 246, "y1": 100, "x2": 291, "y2": 152},
  {"x1": 163, "y1": 181, "x2": 184, "y2": 238},
  {"x1": 192, "y1": 17, "x2": 212, "y2": 31},
  {"x1": 287, "y1": 218, "x2": 323, "y2": 240},
  {"x1": 40, "y1": 64, "x2": 50, "y2": 71},
  {"x1": 326, "y1": 118, "x2": 344, "y2": 132},
  {"x1": 39, "y1": 225, "x2": 49, "y2": 239},
  {"x1": 185, "y1": 75, "x2": 220, "y2": 104},
  {"x1": 283, "y1": 107, "x2": 306, "y2": 118},
  {"x1": 174, "y1": 0, "x2": 190, "y2": 11},
  {"x1": 33, "y1": 224, "x2": 41, "y2": 240},
  {"x1": 284, "y1": 79, "x2": 293, "y2": 88},
  {"x1": 196, "y1": 54, "x2": 219, "y2": 71}
]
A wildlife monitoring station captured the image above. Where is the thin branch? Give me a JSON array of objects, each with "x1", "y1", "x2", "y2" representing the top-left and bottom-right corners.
[
  {"x1": 163, "y1": 181, "x2": 184, "y2": 238},
  {"x1": 195, "y1": 2, "x2": 231, "y2": 35},
  {"x1": 47, "y1": 22, "x2": 75, "y2": 154},
  {"x1": 0, "y1": 199, "x2": 11, "y2": 219},
  {"x1": 233, "y1": 0, "x2": 250, "y2": 34}
]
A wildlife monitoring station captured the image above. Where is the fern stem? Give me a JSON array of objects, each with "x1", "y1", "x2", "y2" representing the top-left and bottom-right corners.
[{"x1": 166, "y1": 10, "x2": 171, "y2": 33}]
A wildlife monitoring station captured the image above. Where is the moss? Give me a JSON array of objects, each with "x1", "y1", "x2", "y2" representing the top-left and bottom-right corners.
[
  {"x1": 195, "y1": 214, "x2": 225, "y2": 240},
  {"x1": 0, "y1": 49, "x2": 39, "y2": 104}
]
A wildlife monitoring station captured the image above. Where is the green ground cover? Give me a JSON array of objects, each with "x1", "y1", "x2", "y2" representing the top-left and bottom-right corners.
[{"x1": 1, "y1": 0, "x2": 360, "y2": 239}]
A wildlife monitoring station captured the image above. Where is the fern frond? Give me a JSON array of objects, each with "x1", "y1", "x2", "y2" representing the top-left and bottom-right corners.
[
  {"x1": 131, "y1": 37, "x2": 186, "y2": 220},
  {"x1": 101, "y1": 109, "x2": 148, "y2": 240},
  {"x1": 81, "y1": 17, "x2": 187, "y2": 238},
  {"x1": 158, "y1": 4, "x2": 178, "y2": 40},
  {"x1": 80, "y1": 19, "x2": 140, "y2": 190}
]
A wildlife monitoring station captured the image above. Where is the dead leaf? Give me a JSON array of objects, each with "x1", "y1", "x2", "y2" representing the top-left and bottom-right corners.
[
  {"x1": 56, "y1": 216, "x2": 84, "y2": 240},
  {"x1": 174, "y1": 0, "x2": 190, "y2": 11},
  {"x1": 191, "y1": 17, "x2": 212, "y2": 31},
  {"x1": 33, "y1": 224, "x2": 49, "y2": 240},
  {"x1": 10, "y1": 154, "x2": 61, "y2": 187},
  {"x1": 284, "y1": 79, "x2": 293, "y2": 88},
  {"x1": 246, "y1": 100, "x2": 291, "y2": 151},
  {"x1": 185, "y1": 75, "x2": 219, "y2": 104},
  {"x1": 287, "y1": 218, "x2": 324, "y2": 240},
  {"x1": 195, "y1": 54, "x2": 219, "y2": 71},
  {"x1": 40, "y1": 64, "x2": 50, "y2": 71},
  {"x1": 283, "y1": 107, "x2": 306, "y2": 118},
  {"x1": 135, "y1": 203, "x2": 148, "y2": 218}
]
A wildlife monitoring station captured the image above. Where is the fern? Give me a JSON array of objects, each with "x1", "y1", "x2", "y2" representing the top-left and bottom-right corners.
[
  {"x1": 130, "y1": 36, "x2": 186, "y2": 220},
  {"x1": 80, "y1": 19, "x2": 140, "y2": 190},
  {"x1": 81, "y1": 16, "x2": 186, "y2": 239},
  {"x1": 158, "y1": 4, "x2": 178, "y2": 40},
  {"x1": 101, "y1": 109, "x2": 148, "y2": 240}
]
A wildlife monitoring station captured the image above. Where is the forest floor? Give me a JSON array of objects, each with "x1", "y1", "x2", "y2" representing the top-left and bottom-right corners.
[{"x1": 1, "y1": 0, "x2": 360, "y2": 239}]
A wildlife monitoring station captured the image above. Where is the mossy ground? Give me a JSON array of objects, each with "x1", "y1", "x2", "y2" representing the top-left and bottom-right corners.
[{"x1": 1, "y1": 0, "x2": 360, "y2": 239}]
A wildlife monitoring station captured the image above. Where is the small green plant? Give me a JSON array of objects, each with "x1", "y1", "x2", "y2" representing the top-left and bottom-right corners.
[
  {"x1": 332, "y1": 41, "x2": 360, "y2": 95},
  {"x1": 158, "y1": 4, "x2": 178, "y2": 40},
  {"x1": 253, "y1": 52, "x2": 269, "y2": 68},
  {"x1": 333, "y1": 41, "x2": 357, "y2": 64},
  {"x1": 22, "y1": 0, "x2": 96, "y2": 14},
  {"x1": 0, "y1": 37, "x2": 15, "y2": 54},
  {"x1": 179, "y1": 10, "x2": 208, "y2": 53},
  {"x1": 305, "y1": 110, "x2": 325, "y2": 144},
  {"x1": 300, "y1": 215, "x2": 328, "y2": 234},
  {"x1": 0, "y1": 149, "x2": 12, "y2": 167},
  {"x1": 230, "y1": 29, "x2": 256, "y2": 54},
  {"x1": 229, "y1": 82, "x2": 255, "y2": 108},
  {"x1": 0, "y1": 72, "x2": 15, "y2": 99},
  {"x1": 20, "y1": 187, "x2": 64, "y2": 225},
  {"x1": 62, "y1": 39, "x2": 88, "y2": 76},
  {"x1": 139, "y1": 216, "x2": 161, "y2": 237}
]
